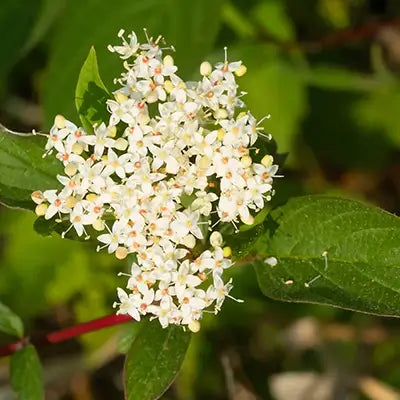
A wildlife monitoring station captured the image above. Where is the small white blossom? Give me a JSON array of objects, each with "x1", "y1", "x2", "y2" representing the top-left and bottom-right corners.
[{"x1": 33, "y1": 29, "x2": 280, "y2": 330}]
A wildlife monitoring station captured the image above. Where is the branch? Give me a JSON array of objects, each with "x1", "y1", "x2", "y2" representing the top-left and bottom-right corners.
[
  {"x1": 0, "y1": 314, "x2": 133, "y2": 358},
  {"x1": 267, "y1": 17, "x2": 400, "y2": 53},
  {"x1": 304, "y1": 17, "x2": 400, "y2": 52}
]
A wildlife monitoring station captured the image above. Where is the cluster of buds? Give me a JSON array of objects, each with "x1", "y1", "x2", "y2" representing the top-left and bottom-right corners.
[{"x1": 32, "y1": 30, "x2": 279, "y2": 331}]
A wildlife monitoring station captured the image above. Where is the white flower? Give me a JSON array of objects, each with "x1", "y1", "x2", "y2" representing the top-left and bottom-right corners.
[
  {"x1": 211, "y1": 247, "x2": 232, "y2": 279},
  {"x1": 81, "y1": 123, "x2": 115, "y2": 156},
  {"x1": 34, "y1": 29, "x2": 280, "y2": 329},
  {"x1": 173, "y1": 260, "x2": 202, "y2": 292},
  {"x1": 131, "y1": 287, "x2": 156, "y2": 316},
  {"x1": 191, "y1": 191, "x2": 218, "y2": 216},
  {"x1": 102, "y1": 149, "x2": 133, "y2": 179},
  {"x1": 43, "y1": 190, "x2": 67, "y2": 219},
  {"x1": 245, "y1": 177, "x2": 272, "y2": 209},
  {"x1": 209, "y1": 276, "x2": 233, "y2": 311},
  {"x1": 106, "y1": 99, "x2": 137, "y2": 126},
  {"x1": 108, "y1": 30, "x2": 139, "y2": 59},
  {"x1": 97, "y1": 222, "x2": 126, "y2": 254},
  {"x1": 115, "y1": 288, "x2": 140, "y2": 320},
  {"x1": 149, "y1": 141, "x2": 180, "y2": 174},
  {"x1": 170, "y1": 210, "x2": 203, "y2": 239},
  {"x1": 125, "y1": 125, "x2": 152, "y2": 156},
  {"x1": 66, "y1": 203, "x2": 91, "y2": 237}
]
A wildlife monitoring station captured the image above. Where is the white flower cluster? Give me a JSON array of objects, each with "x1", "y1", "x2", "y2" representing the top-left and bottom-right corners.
[{"x1": 32, "y1": 30, "x2": 279, "y2": 331}]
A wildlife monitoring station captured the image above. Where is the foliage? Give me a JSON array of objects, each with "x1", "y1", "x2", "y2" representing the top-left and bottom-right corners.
[
  {"x1": 254, "y1": 196, "x2": 400, "y2": 317},
  {"x1": 125, "y1": 321, "x2": 191, "y2": 400},
  {"x1": 0, "y1": 128, "x2": 61, "y2": 209},
  {"x1": 75, "y1": 47, "x2": 110, "y2": 133},
  {"x1": 0, "y1": 301, "x2": 23, "y2": 338},
  {"x1": 10, "y1": 345, "x2": 43, "y2": 400}
]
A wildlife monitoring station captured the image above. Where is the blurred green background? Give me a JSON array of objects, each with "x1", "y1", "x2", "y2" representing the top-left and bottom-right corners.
[{"x1": 1, "y1": 0, "x2": 400, "y2": 399}]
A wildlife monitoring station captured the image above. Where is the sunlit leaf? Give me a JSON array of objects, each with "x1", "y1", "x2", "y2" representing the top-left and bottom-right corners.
[
  {"x1": 75, "y1": 46, "x2": 110, "y2": 133},
  {"x1": 255, "y1": 196, "x2": 400, "y2": 317},
  {"x1": 250, "y1": 0, "x2": 295, "y2": 41},
  {"x1": 222, "y1": 2, "x2": 257, "y2": 39},
  {"x1": 0, "y1": 301, "x2": 23, "y2": 338},
  {"x1": 352, "y1": 83, "x2": 400, "y2": 148}
]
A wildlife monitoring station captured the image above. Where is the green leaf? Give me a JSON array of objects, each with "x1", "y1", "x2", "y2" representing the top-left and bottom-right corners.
[
  {"x1": 124, "y1": 320, "x2": 191, "y2": 400},
  {"x1": 254, "y1": 196, "x2": 400, "y2": 317},
  {"x1": 0, "y1": 301, "x2": 23, "y2": 338},
  {"x1": 75, "y1": 47, "x2": 110, "y2": 133},
  {"x1": 352, "y1": 82, "x2": 400, "y2": 148},
  {"x1": 317, "y1": 0, "x2": 350, "y2": 29},
  {"x1": 225, "y1": 221, "x2": 267, "y2": 262},
  {"x1": 118, "y1": 323, "x2": 141, "y2": 354},
  {"x1": 43, "y1": 0, "x2": 223, "y2": 127},
  {"x1": 303, "y1": 66, "x2": 380, "y2": 92},
  {"x1": 221, "y1": 2, "x2": 257, "y2": 39},
  {"x1": 10, "y1": 345, "x2": 44, "y2": 400},
  {"x1": 0, "y1": 127, "x2": 62, "y2": 209},
  {"x1": 250, "y1": 0, "x2": 295, "y2": 41}
]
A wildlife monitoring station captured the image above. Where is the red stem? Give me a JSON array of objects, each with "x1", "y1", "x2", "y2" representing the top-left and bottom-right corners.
[
  {"x1": 305, "y1": 17, "x2": 400, "y2": 51},
  {"x1": 0, "y1": 314, "x2": 133, "y2": 358}
]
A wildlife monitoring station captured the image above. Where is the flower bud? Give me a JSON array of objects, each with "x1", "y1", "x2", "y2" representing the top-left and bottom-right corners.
[
  {"x1": 188, "y1": 320, "x2": 201, "y2": 333},
  {"x1": 72, "y1": 142, "x2": 83, "y2": 155},
  {"x1": 241, "y1": 214, "x2": 254, "y2": 225},
  {"x1": 164, "y1": 80, "x2": 174, "y2": 93},
  {"x1": 235, "y1": 64, "x2": 247, "y2": 77},
  {"x1": 163, "y1": 55, "x2": 174, "y2": 66},
  {"x1": 92, "y1": 219, "x2": 105, "y2": 231},
  {"x1": 54, "y1": 114, "x2": 66, "y2": 129},
  {"x1": 214, "y1": 108, "x2": 228, "y2": 120},
  {"x1": 198, "y1": 156, "x2": 211, "y2": 169},
  {"x1": 86, "y1": 193, "x2": 98, "y2": 202},
  {"x1": 137, "y1": 112, "x2": 150, "y2": 125},
  {"x1": 31, "y1": 191, "x2": 44, "y2": 205},
  {"x1": 217, "y1": 128, "x2": 225, "y2": 141},
  {"x1": 261, "y1": 155, "x2": 273, "y2": 167},
  {"x1": 114, "y1": 138, "x2": 128, "y2": 151},
  {"x1": 222, "y1": 246, "x2": 232, "y2": 258},
  {"x1": 116, "y1": 246, "x2": 128, "y2": 260},
  {"x1": 115, "y1": 92, "x2": 128, "y2": 104},
  {"x1": 240, "y1": 155, "x2": 252, "y2": 168},
  {"x1": 183, "y1": 234, "x2": 196, "y2": 249},
  {"x1": 210, "y1": 231, "x2": 223, "y2": 247},
  {"x1": 108, "y1": 125, "x2": 117, "y2": 138},
  {"x1": 65, "y1": 163, "x2": 77, "y2": 177},
  {"x1": 35, "y1": 203, "x2": 48, "y2": 216},
  {"x1": 200, "y1": 61, "x2": 212, "y2": 76},
  {"x1": 65, "y1": 196, "x2": 77, "y2": 208}
]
